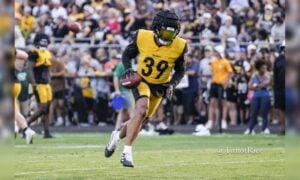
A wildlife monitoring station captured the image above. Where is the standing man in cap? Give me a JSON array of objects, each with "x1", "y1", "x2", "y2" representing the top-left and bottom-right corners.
[{"x1": 205, "y1": 45, "x2": 233, "y2": 130}]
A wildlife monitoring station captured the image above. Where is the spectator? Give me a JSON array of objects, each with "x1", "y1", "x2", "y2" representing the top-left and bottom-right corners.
[
  {"x1": 53, "y1": 16, "x2": 69, "y2": 38},
  {"x1": 198, "y1": 45, "x2": 213, "y2": 117},
  {"x1": 240, "y1": 8, "x2": 258, "y2": 40},
  {"x1": 51, "y1": 0, "x2": 68, "y2": 22},
  {"x1": 15, "y1": 13, "x2": 26, "y2": 49},
  {"x1": 32, "y1": 0, "x2": 50, "y2": 17},
  {"x1": 181, "y1": 53, "x2": 199, "y2": 125},
  {"x1": 20, "y1": 6, "x2": 36, "y2": 39},
  {"x1": 49, "y1": 52, "x2": 66, "y2": 126},
  {"x1": 67, "y1": 3, "x2": 84, "y2": 22},
  {"x1": 133, "y1": 0, "x2": 153, "y2": 30},
  {"x1": 218, "y1": 15, "x2": 237, "y2": 43},
  {"x1": 120, "y1": 8, "x2": 135, "y2": 38},
  {"x1": 198, "y1": 13, "x2": 218, "y2": 41},
  {"x1": 104, "y1": 8, "x2": 121, "y2": 35},
  {"x1": 244, "y1": 60, "x2": 271, "y2": 135},
  {"x1": 234, "y1": 49, "x2": 251, "y2": 125},
  {"x1": 271, "y1": 12, "x2": 285, "y2": 44},
  {"x1": 206, "y1": 45, "x2": 233, "y2": 130},
  {"x1": 113, "y1": 62, "x2": 134, "y2": 129},
  {"x1": 229, "y1": 0, "x2": 249, "y2": 12},
  {"x1": 273, "y1": 41, "x2": 285, "y2": 134},
  {"x1": 78, "y1": 54, "x2": 95, "y2": 125},
  {"x1": 256, "y1": 4, "x2": 274, "y2": 34},
  {"x1": 81, "y1": 5, "x2": 99, "y2": 38}
]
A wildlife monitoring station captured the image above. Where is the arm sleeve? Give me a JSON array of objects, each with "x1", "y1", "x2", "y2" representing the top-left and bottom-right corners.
[
  {"x1": 113, "y1": 63, "x2": 122, "y2": 77},
  {"x1": 226, "y1": 61, "x2": 233, "y2": 73},
  {"x1": 169, "y1": 44, "x2": 188, "y2": 86},
  {"x1": 26, "y1": 50, "x2": 38, "y2": 85},
  {"x1": 27, "y1": 50, "x2": 39, "y2": 63},
  {"x1": 122, "y1": 31, "x2": 139, "y2": 70},
  {"x1": 26, "y1": 61, "x2": 37, "y2": 85}
]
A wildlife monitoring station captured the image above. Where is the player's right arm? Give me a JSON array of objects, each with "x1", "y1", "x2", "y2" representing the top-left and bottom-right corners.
[
  {"x1": 16, "y1": 49, "x2": 28, "y2": 61},
  {"x1": 26, "y1": 50, "x2": 39, "y2": 86},
  {"x1": 113, "y1": 63, "x2": 123, "y2": 94}
]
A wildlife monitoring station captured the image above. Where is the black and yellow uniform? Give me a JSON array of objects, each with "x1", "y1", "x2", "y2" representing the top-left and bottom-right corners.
[
  {"x1": 122, "y1": 29, "x2": 187, "y2": 117},
  {"x1": 28, "y1": 48, "x2": 52, "y2": 103}
]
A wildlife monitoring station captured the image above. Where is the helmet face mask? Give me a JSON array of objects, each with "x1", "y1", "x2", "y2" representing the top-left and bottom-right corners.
[
  {"x1": 34, "y1": 33, "x2": 50, "y2": 49},
  {"x1": 38, "y1": 38, "x2": 49, "y2": 48},
  {"x1": 156, "y1": 27, "x2": 177, "y2": 45},
  {"x1": 152, "y1": 10, "x2": 180, "y2": 46}
]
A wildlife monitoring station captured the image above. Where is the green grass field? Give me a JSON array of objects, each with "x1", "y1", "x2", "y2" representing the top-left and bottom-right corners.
[{"x1": 15, "y1": 133, "x2": 284, "y2": 179}]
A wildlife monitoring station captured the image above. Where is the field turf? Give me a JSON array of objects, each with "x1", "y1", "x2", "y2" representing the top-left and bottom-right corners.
[{"x1": 15, "y1": 133, "x2": 284, "y2": 179}]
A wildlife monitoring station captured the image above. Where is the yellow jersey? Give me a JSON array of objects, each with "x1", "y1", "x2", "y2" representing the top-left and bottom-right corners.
[
  {"x1": 211, "y1": 58, "x2": 233, "y2": 85},
  {"x1": 20, "y1": 15, "x2": 36, "y2": 37},
  {"x1": 32, "y1": 48, "x2": 52, "y2": 67},
  {"x1": 136, "y1": 30, "x2": 186, "y2": 84},
  {"x1": 29, "y1": 48, "x2": 52, "y2": 84}
]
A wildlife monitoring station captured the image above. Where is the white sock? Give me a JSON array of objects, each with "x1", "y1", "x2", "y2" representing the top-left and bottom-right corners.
[
  {"x1": 115, "y1": 131, "x2": 120, "y2": 141},
  {"x1": 123, "y1": 145, "x2": 132, "y2": 154}
]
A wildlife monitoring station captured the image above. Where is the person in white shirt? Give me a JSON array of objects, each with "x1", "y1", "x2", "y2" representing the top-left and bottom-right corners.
[
  {"x1": 198, "y1": 45, "x2": 213, "y2": 119},
  {"x1": 51, "y1": 0, "x2": 68, "y2": 22},
  {"x1": 32, "y1": 0, "x2": 49, "y2": 17},
  {"x1": 229, "y1": 0, "x2": 249, "y2": 12},
  {"x1": 199, "y1": 45, "x2": 213, "y2": 88},
  {"x1": 218, "y1": 15, "x2": 237, "y2": 43},
  {"x1": 271, "y1": 12, "x2": 285, "y2": 44}
]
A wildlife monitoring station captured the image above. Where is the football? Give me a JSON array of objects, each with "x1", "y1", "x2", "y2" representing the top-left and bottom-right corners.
[
  {"x1": 68, "y1": 22, "x2": 82, "y2": 33},
  {"x1": 120, "y1": 72, "x2": 142, "y2": 89}
]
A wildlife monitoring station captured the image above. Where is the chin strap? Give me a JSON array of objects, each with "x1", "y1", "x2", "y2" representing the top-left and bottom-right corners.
[{"x1": 158, "y1": 38, "x2": 171, "y2": 46}]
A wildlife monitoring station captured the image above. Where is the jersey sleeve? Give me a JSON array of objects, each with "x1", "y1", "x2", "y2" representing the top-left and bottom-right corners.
[
  {"x1": 226, "y1": 60, "x2": 233, "y2": 73},
  {"x1": 113, "y1": 63, "x2": 123, "y2": 78},
  {"x1": 174, "y1": 44, "x2": 188, "y2": 72},
  {"x1": 27, "y1": 50, "x2": 39, "y2": 63},
  {"x1": 122, "y1": 31, "x2": 139, "y2": 70},
  {"x1": 170, "y1": 43, "x2": 188, "y2": 86}
]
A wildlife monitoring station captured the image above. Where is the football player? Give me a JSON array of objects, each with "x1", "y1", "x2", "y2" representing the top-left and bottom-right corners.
[
  {"x1": 27, "y1": 33, "x2": 53, "y2": 138},
  {"x1": 105, "y1": 10, "x2": 187, "y2": 167},
  {"x1": 15, "y1": 49, "x2": 36, "y2": 144}
]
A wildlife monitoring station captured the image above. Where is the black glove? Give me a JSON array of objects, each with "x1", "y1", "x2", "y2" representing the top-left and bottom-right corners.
[
  {"x1": 162, "y1": 83, "x2": 175, "y2": 100},
  {"x1": 121, "y1": 68, "x2": 135, "y2": 80},
  {"x1": 32, "y1": 84, "x2": 38, "y2": 95}
]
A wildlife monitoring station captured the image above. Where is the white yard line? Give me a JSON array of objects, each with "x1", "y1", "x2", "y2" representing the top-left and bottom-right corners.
[
  {"x1": 15, "y1": 159, "x2": 283, "y2": 176},
  {"x1": 14, "y1": 145, "x2": 105, "y2": 149}
]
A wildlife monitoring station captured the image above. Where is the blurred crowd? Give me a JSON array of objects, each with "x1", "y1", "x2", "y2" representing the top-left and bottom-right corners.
[{"x1": 15, "y1": 0, "x2": 287, "y2": 132}]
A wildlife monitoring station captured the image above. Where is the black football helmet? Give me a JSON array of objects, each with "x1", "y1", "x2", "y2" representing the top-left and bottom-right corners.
[
  {"x1": 152, "y1": 10, "x2": 180, "y2": 45},
  {"x1": 33, "y1": 33, "x2": 50, "y2": 48}
]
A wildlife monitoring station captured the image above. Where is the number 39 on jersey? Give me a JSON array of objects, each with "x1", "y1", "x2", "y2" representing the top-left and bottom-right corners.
[{"x1": 136, "y1": 30, "x2": 186, "y2": 84}]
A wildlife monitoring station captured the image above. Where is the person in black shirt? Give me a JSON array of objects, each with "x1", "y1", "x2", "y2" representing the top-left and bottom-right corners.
[
  {"x1": 273, "y1": 41, "x2": 285, "y2": 134},
  {"x1": 234, "y1": 49, "x2": 251, "y2": 125},
  {"x1": 52, "y1": 16, "x2": 69, "y2": 38},
  {"x1": 82, "y1": 5, "x2": 99, "y2": 37}
]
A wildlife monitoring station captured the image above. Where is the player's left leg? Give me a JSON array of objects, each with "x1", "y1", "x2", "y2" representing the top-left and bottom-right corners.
[
  {"x1": 43, "y1": 84, "x2": 53, "y2": 138},
  {"x1": 105, "y1": 82, "x2": 151, "y2": 162},
  {"x1": 27, "y1": 84, "x2": 47, "y2": 125},
  {"x1": 120, "y1": 95, "x2": 162, "y2": 167},
  {"x1": 14, "y1": 83, "x2": 35, "y2": 144},
  {"x1": 15, "y1": 111, "x2": 36, "y2": 144},
  {"x1": 28, "y1": 84, "x2": 53, "y2": 138}
]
